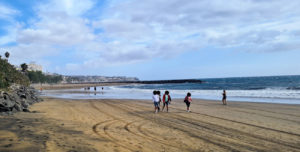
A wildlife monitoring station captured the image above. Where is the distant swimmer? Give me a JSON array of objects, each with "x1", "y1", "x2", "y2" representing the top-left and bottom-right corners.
[
  {"x1": 94, "y1": 86, "x2": 97, "y2": 91},
  {"x1": 222, "y1": 90, "x2": 227, "y2": 105},
  {"x1": 184, "y1": 92, "x2": 192, "y2": 112},
  {"x1": 102, "y1": 87, "x2": 104, "y2": 90},
  {"x1": 162, "y1": 91, "x2": 172, "y2": 112}
]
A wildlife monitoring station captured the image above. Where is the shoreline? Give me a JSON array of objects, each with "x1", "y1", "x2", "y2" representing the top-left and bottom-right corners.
[
  {"x1": 34, "y1": 83, "x2": 300, "y2": 105},
  {"x1": 1, "y1": 97, "x2": 299, "y2": 151},
  {"x1": 40, "y1": 89, "x2": 300, "y2": 105}
]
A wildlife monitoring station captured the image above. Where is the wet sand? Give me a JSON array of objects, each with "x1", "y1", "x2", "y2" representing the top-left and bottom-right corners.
[{"x1": 1, "y1": 98, "x2": 300, "y2": 152}]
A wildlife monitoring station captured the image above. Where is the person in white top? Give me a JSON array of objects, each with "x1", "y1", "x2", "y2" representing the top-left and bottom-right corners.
[{"x1": 152, "y1": 90, "x2": 160, "y2": 113}]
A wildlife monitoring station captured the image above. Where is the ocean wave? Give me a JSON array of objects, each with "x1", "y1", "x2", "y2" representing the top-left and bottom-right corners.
[
  {"x1": 286, "y1": 87, "x2": 300, "y2": 90},
  {"x1": 247, "y1": 87, "x2": 266, "y2": 90},
  {"x1": 43, "y1": 86, "x2": 300, "y2": 104}
]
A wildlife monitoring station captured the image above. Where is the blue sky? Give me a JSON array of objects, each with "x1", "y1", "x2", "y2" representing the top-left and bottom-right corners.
[{"x1": 0, "y1": 0, "x2": 300, "y2": 80}]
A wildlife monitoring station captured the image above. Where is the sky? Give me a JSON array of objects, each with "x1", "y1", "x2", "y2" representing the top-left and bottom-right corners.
[{"x1": 0, "y1": 0, "x2": 300, "y2": 80}]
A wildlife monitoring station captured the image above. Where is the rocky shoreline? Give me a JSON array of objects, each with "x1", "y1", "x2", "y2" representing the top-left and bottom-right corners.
[{"x1": 0, "y1": 85, "x2": 42, "y2": 115}]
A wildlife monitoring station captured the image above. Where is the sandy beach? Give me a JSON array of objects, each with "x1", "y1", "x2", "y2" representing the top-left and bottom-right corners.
[{"x1": 0, "y1": 97, "x2": 300, "y2": 152}]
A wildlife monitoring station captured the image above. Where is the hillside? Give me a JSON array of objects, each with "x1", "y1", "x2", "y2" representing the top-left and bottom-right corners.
[{"x1": 0, "y1": 58, "x2": 30, "y2": 89}]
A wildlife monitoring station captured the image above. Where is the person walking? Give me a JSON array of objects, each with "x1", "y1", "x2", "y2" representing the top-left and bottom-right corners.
[
  {"x1": 222, "y1": 90, "x2": 227, "y2": 105},
  {"x1": 152, "y1": 90, "x2": 160, "y2": 113},
  {"x1": 162, "y1": 91, "x2": 172, "y2": 112},
  {"x1": 184, "y1": 92, "x2": 192, "y2": 112},
  {"x1": 157, "y1": 91, "x2": 162, "y2": 112}
]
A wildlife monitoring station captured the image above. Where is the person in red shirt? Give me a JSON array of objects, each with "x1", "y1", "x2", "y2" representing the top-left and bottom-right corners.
[
  {"x1": 162, "y1": 91, "x2": 172, "y2": 112},
  {"x1": 184, "y1": 92, "x2": 192, "y2": 112}
]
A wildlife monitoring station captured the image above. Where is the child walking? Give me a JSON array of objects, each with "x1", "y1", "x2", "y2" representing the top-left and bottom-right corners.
[
  {"x1": 162, "y1": 91, "x2": 172, "y2": 112},
  {"x1": 157, "y1": 90, "x2": 162, "y2": 112},
  {"x1": 184, "y1": 92, "x2": 192, "y2": 112},
  {"x1": 152, "y1": 90, "x2": 160, "y2": 113}
]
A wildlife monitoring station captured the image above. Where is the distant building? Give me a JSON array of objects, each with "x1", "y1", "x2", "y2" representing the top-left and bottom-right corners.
[
  {"x1": 28, "y1": 62, "x2": 43, "y2": 71},
  {"x1": 61, "y1": 75, "x2": 139, "y2": 83}
]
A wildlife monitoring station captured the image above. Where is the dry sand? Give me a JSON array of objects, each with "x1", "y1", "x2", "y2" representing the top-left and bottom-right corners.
[{"x1": 1, "y1": 98, "x2": 300, "y2": 152}]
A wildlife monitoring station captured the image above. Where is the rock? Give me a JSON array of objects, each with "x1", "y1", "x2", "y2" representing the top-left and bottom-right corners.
[
  {"x1": 0, "y1": 95, "x2": 15, "y2": 108},
  {"x1": 23, "y1": 109, "x2": 30, "y2": 112},
  {"x1": 21, "y1": 99, "x2": 29, "y2": 109},
  {"x1": 13, "y1": 103, "x2": 23, "y2": 111},
  {"x1": 0, "y1": 85, "x2": 42, "y2": 114}
]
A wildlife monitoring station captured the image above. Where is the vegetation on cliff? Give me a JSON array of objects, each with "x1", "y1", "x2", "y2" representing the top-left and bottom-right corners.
[
  {"x1": 0, "y1": 52, "x2": 62, "y2": 89},
  {"x1": 27, "y1": 70, "x2": 63, "y2": 84},
  {"x1": 0, "y1": 55, "x2": 30, "y2": 89}
]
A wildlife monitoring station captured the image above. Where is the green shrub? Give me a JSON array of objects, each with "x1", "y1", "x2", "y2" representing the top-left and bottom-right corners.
[
  {"x1": 27, "y1": 71, "x2": 62, "y2": 84},
  {"x1": 0, "y1": 58, "x2": 30, "y2": 89}
]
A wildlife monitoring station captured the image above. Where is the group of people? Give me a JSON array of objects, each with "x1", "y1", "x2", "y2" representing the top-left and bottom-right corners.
[
  {"x1": 152, "y1": 90, "x2": 172, "y2": 113},
  {"x1": 84, "y1": 86, "x2": 104, "y2": 91},
  {"x1": 152, "y1": 90, "x2": 228, "y2": 113}
]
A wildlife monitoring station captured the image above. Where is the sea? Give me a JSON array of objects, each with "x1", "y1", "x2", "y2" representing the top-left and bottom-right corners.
[{"x1": 42, "y1": 75, "x2": 300, "y2": 104}]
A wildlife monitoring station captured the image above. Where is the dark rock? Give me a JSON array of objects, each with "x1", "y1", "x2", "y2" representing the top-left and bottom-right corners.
[
  {"x1": 21, "y1": 99, "x2": 29, "y2": 109},
  {"x1": 23, "y1": 109, "x2": 30, "y2": 112},
  {"x1": 13, "y1": 103, "x2": 23, "y2": 111},
  {"x1": 0, "y1": 85, "x2": 42, "y2": 114}
]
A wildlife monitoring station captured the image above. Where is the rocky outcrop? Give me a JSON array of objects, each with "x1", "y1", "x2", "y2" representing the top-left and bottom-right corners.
[{"x1": 0, "y1": 85, "x2": 42, "y2": 114}]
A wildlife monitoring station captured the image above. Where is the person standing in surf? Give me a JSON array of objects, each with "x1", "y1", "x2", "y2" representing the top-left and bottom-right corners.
[
  {"x1": 184, "y1": 92, "x2": 192, "y2": 112},
  {"x1": 152, "y1": 90, "x2": 160, "y2": 113},
  {"x1": 162, "y1": 91, "x2": 172, "y2": 112},
  {"x1": 222, "y1": 90, "x2": 227, "y2": 105}
]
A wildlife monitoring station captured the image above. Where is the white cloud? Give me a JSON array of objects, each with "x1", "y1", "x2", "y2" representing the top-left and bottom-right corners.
[
  {"x1": 101, "y1": 0, "x2": 300, "y2": 51},
  {"x1": 37, "y1": 0, "x2": 94, "y2": 16},
  {"x1": 0, "y1": 3, "x2": 19, "y2": 20},
  {"x1": 17, "y1": 14, "x2": 95, "y2": 45},
  {"x1": 4, "y1": 0, "x2": 300, "y2": 73},
  {"x1": 0, "y1": 25, "x2": 18, "y2": 45}
]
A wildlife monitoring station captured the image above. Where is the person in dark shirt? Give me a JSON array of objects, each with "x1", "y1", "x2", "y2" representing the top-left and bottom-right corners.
[
  {"x1": 184, "y1": 92, "x2": 192, "y2": 112},
  {"x1": 222, "y1": 90, "x2": 227, "y2": 105}
]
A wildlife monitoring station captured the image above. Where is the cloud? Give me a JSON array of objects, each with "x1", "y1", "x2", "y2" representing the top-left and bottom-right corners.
[
  {"x1": 17, "y1": 14, "x2": 95, "y2": 45},
  {"x1": 3, "y1": 0, "x2": 300, "y2": 74},
  {"x1": 102, "y1": 0, "x2": 300, "y2": 51},
  {"x1": 37, "y1": 0, "x2": 94, "y2": 16},
  {"x1": 0, "y1": 3, "x2": 19, "y2": 20}
]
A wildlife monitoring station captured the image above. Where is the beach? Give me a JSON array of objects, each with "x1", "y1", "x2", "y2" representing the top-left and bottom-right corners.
[{"x1": 1, "y1": 97, "x2": 299, "y2": 152}]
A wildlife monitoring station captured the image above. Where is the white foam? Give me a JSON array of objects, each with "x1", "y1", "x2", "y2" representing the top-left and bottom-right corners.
[{"x1": 42, "y1": 86, "x2": 300, "y2": 104}]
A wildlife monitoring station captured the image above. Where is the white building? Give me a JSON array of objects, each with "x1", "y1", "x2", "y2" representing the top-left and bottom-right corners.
[{"x1": 28, "y1": 62, "x2": 43, "y2": 71}]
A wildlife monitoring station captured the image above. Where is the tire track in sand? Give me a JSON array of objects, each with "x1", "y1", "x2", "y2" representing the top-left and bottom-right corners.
[
  {"x1": 89, "y1": 101, "x2": 141, "y2": 152},
  {"x1": 134, "y1": 100, "x2": 300, "y2": 137},
  {"x1": 124, "y1": 120, "x2": 195, "y2": 151},
  {"x1": 109, "y1": 100, "x2": 300, "y2": 151},
  {"x1": 90, "y1": 101, "x2": 189, "y2": 152},
  {"x1": 104, "y1": 100, "x2": 254, "y2": 152}
]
